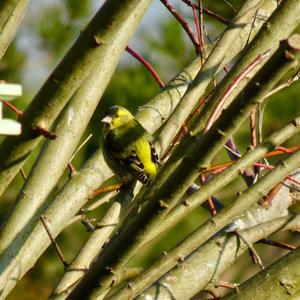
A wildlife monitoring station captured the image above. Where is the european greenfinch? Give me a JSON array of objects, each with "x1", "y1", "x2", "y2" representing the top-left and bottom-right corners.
[{"x1": 101, "y1": 106, "x2": 160, "y2": 185}]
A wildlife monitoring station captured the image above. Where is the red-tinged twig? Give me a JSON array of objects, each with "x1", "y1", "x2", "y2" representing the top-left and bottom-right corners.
[
  {"x1": 2, "y1": 100, "x2": 23, "y2": 116},
  {"x1": 258, "y1": 239, "x2": 296, "y2": 251},
  {"x1": 254, "y1": 162, "x2": 300, "y2": 186},
  {"x1": 200, "y1": 144, "x2": 300, "y2": 176},
  {"x1": 275, "y1": 146, "x2": 294, "y2": 154},
  {"x1": 216, "y1": 280, "x2": 239, "y2": 289},
  {"x1": 34, "y1": 125, "x2": 57, "y2": 140},
  {"x1": 200, "y1": 174, "x2": 217, "y2": 216},
  {"x1": 160, "y1": 0, "x2": 200, "y2": 54},
  {"x1": 207, "y1": 196, "x2": 217, "y2": 216},
  {"x1": 40, "y1": 215, "x2": 68, "y2": 268},
  {"x1": 91, "y1": 183, "x2": 123, "y2": 199},
  {"x1": 265, "y1": 145, "x2": 300, "y2": 158},
  {"x1": 189, "y1": 0, "x2": 203, "y2": 62},
  {"x1": 182, "y1": 0, "x2": 230, "y2": 25},
  {"x1": 261, "y1": 183, "x2": 282, "y2": 208},
  {"x1": 125, "y1": 46, "x2": 165, "y2": 89},
  {"x1": 204, "y1": 50, "x2": 272, "y2": 132}
]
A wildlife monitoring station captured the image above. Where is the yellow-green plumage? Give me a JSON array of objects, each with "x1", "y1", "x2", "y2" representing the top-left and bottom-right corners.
[{"x1": 101, "y1": 106, "x2": 160, "y2": 185}]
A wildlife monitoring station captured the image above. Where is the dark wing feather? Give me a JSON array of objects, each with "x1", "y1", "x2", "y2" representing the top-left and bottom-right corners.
[
  {"x1": 150, "y1": 142, "x2": 161, "y2": 166},
  {"x1": 104, "y1": 120, "x2": 159, "y2": 185}
]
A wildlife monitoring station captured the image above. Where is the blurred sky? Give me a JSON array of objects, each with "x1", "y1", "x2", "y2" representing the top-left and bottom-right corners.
[{"x1": 16, "y1": 0, "x2": 191, "y2": 93}]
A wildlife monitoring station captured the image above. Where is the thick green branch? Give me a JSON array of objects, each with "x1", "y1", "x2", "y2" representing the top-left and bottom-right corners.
[{"x1": 0, "y1": 0, "x2": 29, "y2": 60}]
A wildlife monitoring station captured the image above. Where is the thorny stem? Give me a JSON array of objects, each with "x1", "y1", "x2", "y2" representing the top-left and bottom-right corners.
[{"x1": 125, "y1": 46, "x2": 165, "y2": 88}]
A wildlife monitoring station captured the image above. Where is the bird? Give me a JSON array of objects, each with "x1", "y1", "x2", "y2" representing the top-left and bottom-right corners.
[{"x1": 101, "y1": 105, "x2": 160, "y2": 185}]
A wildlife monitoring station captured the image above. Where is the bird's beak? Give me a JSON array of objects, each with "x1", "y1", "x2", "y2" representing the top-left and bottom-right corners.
[{"x1": 101, "y1": 116, "x2": 112, "y2": 124}]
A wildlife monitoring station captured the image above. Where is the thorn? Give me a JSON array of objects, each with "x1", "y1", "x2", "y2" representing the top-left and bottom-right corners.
[
  {"x1": 34, "y1": 125, "x2": 57, "y2": 139},
  {"x1": 94, "y1": 35, "x2": 105, "y2": 45},
  {"x1": 20, "y1": 168, "x2": 27, "y2": 181},
  {"x1": 159, "y1": 200, "x2": 169, "y2": 209},
  {"x1": 68, "y1": 162, "x2": 77, "y2": 177},
  {"x1": 177, "y1": 255, "x2": 185, "y2": 263}
]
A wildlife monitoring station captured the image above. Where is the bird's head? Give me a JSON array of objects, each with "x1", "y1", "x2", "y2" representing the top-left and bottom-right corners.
[{"x1": 101, "y1": 106, "x2": 134, "y2": 129}]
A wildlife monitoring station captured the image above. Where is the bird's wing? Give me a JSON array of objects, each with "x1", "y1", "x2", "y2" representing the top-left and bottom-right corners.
[
  {"x1": 104, "y1": 121, "x2": 151, "y2": 184},
  {"x1": 150, "y1": 142, "x2": 161, "y2": 166}
]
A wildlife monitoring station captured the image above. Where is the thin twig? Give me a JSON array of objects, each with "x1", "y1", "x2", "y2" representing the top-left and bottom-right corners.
[
  {"x1": 216, "y1": 280, "x2": 239, "y2": 289},
  {"x1": 235, "y1": 230, "x2": 264, "y2": 269},
  {"x1": 40, "y1": 215, "x2": 68, "y2": 267},
  {"x1": 67, "y1": 134, "x2": 93, "y2": 177},
  {"x1": 125, "y1": 46, "x2": 165, "y2": 88},
  {"x1": 258, "y1": 238, "x2": 296, "y2": 251},
  {"x1": 200, "y1": 144, "x2": 300, "y2": 176},
  {"x1": 265, "y1": 68, "x2": 300, "y2": 98},
  {"x1": 160, "y1": 0, "x2": 200, "y2": 53},
  {"x1": 91, "y1": 183, "x2": 123, "y2": 198},
  {"x1": 69, "y1": 133, "x2": 93, "y2": 162},
  {"x1": 261, "y1": 183, "x2": 282, "y2": 208},
  {"x1": 204, "y1": 50, "x2": 272, "y2": 132},
  {"x1": 182, "y1": 0, "x2": 230, "y2": 25},
  {"x1": 190, "y1": 0, "x2": 203, "y2": 60},
  {"x1": 2, "y1": 100, "x2": 23, "y2": 116}
]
